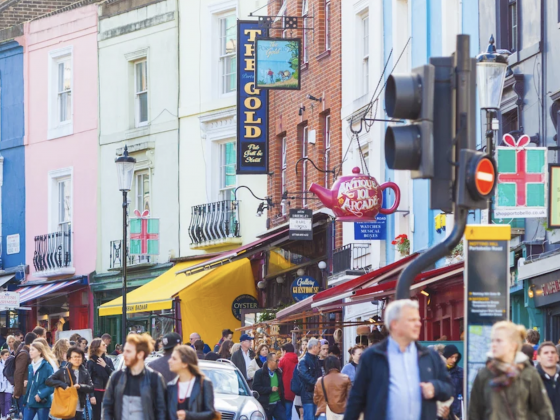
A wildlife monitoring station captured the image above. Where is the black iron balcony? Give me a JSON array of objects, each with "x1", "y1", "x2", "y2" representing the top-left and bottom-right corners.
[
  {"x1": 109, "y1": 240, "x2": 151, "y2": 269},
  {"x1": 332, "y1": 243, "x2": 372, "y2": 275},
  {"x1": 189, "y1": 200, "x2": 241, "y2": 249},
  {"x1": 33, "y1": 223, "x2": 74, "y2": 277}
]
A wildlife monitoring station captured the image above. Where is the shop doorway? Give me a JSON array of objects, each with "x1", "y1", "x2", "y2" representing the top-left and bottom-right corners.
[{"x1": 549, "y1": 310, "x2": 560, "y2": 344}]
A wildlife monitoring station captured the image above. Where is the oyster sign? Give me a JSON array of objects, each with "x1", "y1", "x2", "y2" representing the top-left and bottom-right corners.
[
  {"x1": 291, "y1": 276, "x2": 320, "y2": 302},
  {"x1": 309, "y1": 167, "x2": 401, "y2": 221}
]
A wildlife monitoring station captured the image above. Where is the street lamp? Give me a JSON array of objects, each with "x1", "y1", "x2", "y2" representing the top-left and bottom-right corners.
[
  {"x1": 115, "y1": 145, "x2": 136, "y2": 345},
  {"x1": 476, "y1": 35, "x2": 510, "y2": 223}
]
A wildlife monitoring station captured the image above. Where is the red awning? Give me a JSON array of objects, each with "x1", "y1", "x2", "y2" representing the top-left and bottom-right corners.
[{"x1": 176, "y1": 227, "x2": 289, "y2": 275}]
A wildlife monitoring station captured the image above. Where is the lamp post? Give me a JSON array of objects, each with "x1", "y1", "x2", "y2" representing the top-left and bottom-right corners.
[
  {"x1": 476, "y1": 35, "x2": 510, "y2": 224},
  {"x1": 115, "y1": 145, "x2": 136, "y2": 345}
]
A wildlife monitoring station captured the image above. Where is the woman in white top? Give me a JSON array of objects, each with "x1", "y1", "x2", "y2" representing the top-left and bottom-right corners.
[
  {"x1": 247, "y1": 344, "x2": 268, "y2": 380},
  {"x1": 0, "y1": 349, "x2": 14, "y2": 419},
  {"x1": 167, "y1": 345, "x2": 216, "y2": 420}
]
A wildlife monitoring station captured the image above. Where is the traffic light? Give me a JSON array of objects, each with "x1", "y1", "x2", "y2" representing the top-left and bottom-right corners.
[
  {"x1": 384, "y1": 64, "x2": 435, "y2": 179},
  {"x1": 456, "y1": 149, "x2": 496, "y2": 209}
]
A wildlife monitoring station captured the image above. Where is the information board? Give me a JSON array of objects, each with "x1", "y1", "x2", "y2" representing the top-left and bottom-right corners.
[
  {"x1": 354, "y1": 215, "x2": 387, "y2": 240},
  {"x1": 289, "y1": 209, "x2": 313, "y2": 240}
]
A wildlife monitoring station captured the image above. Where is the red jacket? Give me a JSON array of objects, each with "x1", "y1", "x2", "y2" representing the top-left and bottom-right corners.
[{"x1": 279, "y1": 352, "x2": 299, "y2": 401}]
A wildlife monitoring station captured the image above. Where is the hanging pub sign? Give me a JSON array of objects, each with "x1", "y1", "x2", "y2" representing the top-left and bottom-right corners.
[
  {"x1": 495, "y1": 134, "x2": 547, "y2": 218},
  {"x1": 255, "y1": 38, "x2": 301, "y2": 90},
  {"x1": 289, "y1": 209, "x2": 313, "y2": 240},
  {"x1": 548, "y1": 164, "x2": 560, "y2": 228},
  {"x1": 291, "y1": 276, "x2": 320, "y2": 302},
  {"x1": 237, "y1": 21, "x2": 268, "y2": 175},
  {"x1": 232, "y1": 294, "x2": 259, "y2": 321},
  {"x1": 309, "y1": 167, "x2": 401, "y2": 222},
  {"x1": 129, "y1": 210, "x2": 160, "y2": 256}
]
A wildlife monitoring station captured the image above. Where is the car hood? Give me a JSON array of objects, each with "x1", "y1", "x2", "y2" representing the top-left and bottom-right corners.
[{"x1": 214, "y1": 393, "x2": 264, "y2": 415}]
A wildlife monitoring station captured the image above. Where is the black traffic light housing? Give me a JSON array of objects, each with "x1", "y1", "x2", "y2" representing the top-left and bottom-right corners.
[
  {"x1": 385, "y1": 64, "x2": 435, "y2": 179},
  {"x1": 456, "y1": 149, "x2": 496, "y2": 209}
]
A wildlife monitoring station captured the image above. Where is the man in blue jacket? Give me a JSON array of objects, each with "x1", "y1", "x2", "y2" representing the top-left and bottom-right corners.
[
  {"x1": 298, "y1": 338, "x2": 321, "y2": 420},
  {"x1": 344, "y1": 299, "x2": 453, "y2": 420}
]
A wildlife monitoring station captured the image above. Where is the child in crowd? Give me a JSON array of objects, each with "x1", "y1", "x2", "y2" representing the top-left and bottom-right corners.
[{"x1": 0, "y1": 349, "x2": 14, "y2": 420}]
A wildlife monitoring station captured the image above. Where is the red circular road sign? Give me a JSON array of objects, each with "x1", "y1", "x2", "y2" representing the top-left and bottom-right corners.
[{"x1": 474, "y1": 157, "x2": 495, "y2": 196}]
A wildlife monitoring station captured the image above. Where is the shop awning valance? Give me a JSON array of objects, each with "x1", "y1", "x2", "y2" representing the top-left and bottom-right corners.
[
  {"x1": 16, "y1": 279, "x2": 81, "y2": 303},
  {"x1": 98, "y1": 259, "x2": 209, "y2": 316}
]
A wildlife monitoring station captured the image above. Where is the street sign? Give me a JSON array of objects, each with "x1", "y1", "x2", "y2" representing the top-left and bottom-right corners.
[
  {"x1": 464, "y1": 225, "x2": 510, "y2": 407},
  {"x1": 354, "y1": 216, "x2": 387, "y2": 240},
  {"x1": 495, "y1": 134, "x2": 547, "y2": 218},
  {"x1": 289, "y1": 209, "x2": 313, "y2": 240},
  {"x1": 474, "y1": 157, "x2": 495, "y2": 196}
]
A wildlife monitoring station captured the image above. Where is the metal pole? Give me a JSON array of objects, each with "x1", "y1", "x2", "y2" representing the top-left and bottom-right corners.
[
  {"x1": 122, "y1": 191, "x2": 128, "y2": 345},
  {"x1": 486, "y1": 110, "x2": 494, "y2": 224}
]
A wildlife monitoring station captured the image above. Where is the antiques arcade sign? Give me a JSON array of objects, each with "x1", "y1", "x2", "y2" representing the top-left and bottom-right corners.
[{"x1": 237, "y1": 21, "x2": 268, "y2": 175}]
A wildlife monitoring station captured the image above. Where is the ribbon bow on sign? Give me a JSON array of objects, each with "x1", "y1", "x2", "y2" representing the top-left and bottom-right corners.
[
  {"x1": 134, "y1": 210, "x2": 150, "y2": 218},
  {"x1": 503, "y1": 133, "x2": 530, "y2": 149}
]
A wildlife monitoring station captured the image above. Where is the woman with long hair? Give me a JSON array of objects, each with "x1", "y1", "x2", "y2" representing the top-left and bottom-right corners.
[
  {"x1": 299, "y1": 339, "x2": 308, "y2": 360},
  {"x1": 217, "y1": 340, "x2": 233, "y2": 360},
  {"x1": 33, "y1": 338, "x2": 58, "y2": 372},
  {"x1": 86, "y1": 338, "x2": 114, "y2": 420},
  {"x1": 247, "y1": 344, "x2": 268, "y2": 381},
  {"x1": 53, "y1": 339, "x2": 70, "y2": 368},
  {"x1": 341, "y1": 345, "x2": 364, "y2": 384},
  {"x1": 46, "y1": 347, "x2": 94, "y2": 420},
  {"x1": 469, "y1": 321, "x2": 554, "y2": 420},
  {"x1": 22, "y1": 342, "x2": 54, "y2": 420},
  {"x1": 313, "y1": 356, "x2": 352, "y2": 418},
  {"x1": 167, "y1": 345, "x2": 216, "y2": 420}
]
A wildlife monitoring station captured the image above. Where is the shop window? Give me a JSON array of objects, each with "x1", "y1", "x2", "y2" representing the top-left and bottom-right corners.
[
  {"x1": 301, "y1": 126, "x2": 309, "y2": 207},
  {"x1": 281, "y1": 136, "x2": 288, "y2": 215},
  {"x1": 502, "y1": 108, "x2": 519, "y2": 137},
  {"x1": 134, "y1": 60, "x2": 148, "y2": 126},
  {"x1": 135, "y1": 171, "x2": 150, "y2": 212},
  {"x1": 220, "y1": 141, "x2": 236, "y2": 201},
  {"x1": 220, "y1": 15, "x2": 237, "y2": 94},
  {"x1": 324, "y1": 115, "x2": 331, "y2": 187}
]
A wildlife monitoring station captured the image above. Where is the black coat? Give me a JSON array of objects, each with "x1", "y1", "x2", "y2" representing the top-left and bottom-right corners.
[
  {"x1": 86, "y1": 355, "x2": 114, "y2": 390},
  {"x1": 537, "y1": 364, "x2": 560, "y2": 420},
  {"x1": 252, "y1": 364, "x2": 284, "y2": 412},
  {"x1": 46, "y1": 365, "x2": 94, "y2": 408},
  {"x1": 102, "y1": 366, "x2": 167, "y2": 420},
  {"x1": 149, "y1": 352, "x2": 175, "y2": 384},
  {"x1": 298, "y1": 352, "x2": 320, "y2": 404},
  {"x1": 231, "y1": 348, "x2": 255, "y2": 382},
  {"x1": 166, "y1": 376, "x2": 215, "y2": 420},
  {"x1": 344, "y1": 339, "x2": 453, "y2": 420}
]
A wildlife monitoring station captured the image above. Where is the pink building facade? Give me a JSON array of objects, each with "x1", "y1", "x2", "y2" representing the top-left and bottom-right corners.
[{"x1": 17, "y1": 5, "x2": 98, "y2": 335}]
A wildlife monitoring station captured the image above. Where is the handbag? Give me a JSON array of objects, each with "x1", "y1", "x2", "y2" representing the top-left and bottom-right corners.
[
  {"x1": 50, "y1": 368, "x2": 78, "y2": 419},
  {"x1": 200, "y1": 377, "x2": 221, "y2": 420},
  {"x1": 321, "y1": 377, "x2": 344, "y2": 420}
]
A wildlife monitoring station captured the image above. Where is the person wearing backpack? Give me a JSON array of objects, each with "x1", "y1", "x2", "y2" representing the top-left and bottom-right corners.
[{"x1": 0, "y1": 349, "x2": 14, "y2": 419}]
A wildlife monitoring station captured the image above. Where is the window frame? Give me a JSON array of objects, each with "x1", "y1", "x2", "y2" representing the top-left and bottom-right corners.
[
  {"x1": 48, "y1": 167, "x2": 73, "y2": 233},
  {"x1": 281, "y1": 137, "x2": 288, "y2": 215},
  {"x1": 324, "y1": 115, "x2": 331, "y2": 187},
  {"x1": 134, "y1": 170, "x2": 151, "y2": 213},
  {"x1": 302, "y1": 126, "x2": 309, "y2": 207},
  {"x1": 47, "y1": 46, "x2": 73, "y2": 140},
  {"x1": 219, "y1": 141, "x2": 237, "y2": 201},
  {"x1": 362, "y1": 14, "x2": 370, "y2": 95},
  {"x1": 57, "y1": 58, "x2": 72, "y2": 124},
  {"x1": 302, "y1": 0, "x2": 309, "y2": 63},
  {"x1": 325, "y1": 0, "x2": 331, "y2": 51},
  {"x1": 508, "y1": 0, "x2": 518, "y2": 52},
  {"x1": 57, "y1": 177, "x2": 72, "y2": 230},
  {"x1": 134, "y1": 59, "x2": 149, "y2": 127},
  {"x1": 219, "y1": 14, "x2": 237, "y2": 95}
]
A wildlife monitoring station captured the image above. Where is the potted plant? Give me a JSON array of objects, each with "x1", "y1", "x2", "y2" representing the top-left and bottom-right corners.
[{"x1": 392, "y1": 234, "x2": 410, "y2": 257}]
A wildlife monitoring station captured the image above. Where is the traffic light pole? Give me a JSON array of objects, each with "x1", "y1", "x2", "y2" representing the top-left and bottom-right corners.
[{"x1": 486, "y1": 110, "x2": 494, "y2": 224}]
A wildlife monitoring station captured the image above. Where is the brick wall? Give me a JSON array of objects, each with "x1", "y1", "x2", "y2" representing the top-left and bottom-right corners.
[{"x1": 266, "y1": 0, "x2": 342, "y2": 247}]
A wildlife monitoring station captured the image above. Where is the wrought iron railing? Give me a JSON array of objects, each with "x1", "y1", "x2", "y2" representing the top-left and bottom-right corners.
[
  {"x1": 188, "y1": 200, "x2": 241, "y2": 246},
  {"x1": 109, "y1": 240, "x2": 151, "y2": 269},
  {"x1": 332, "y1": 243, "x2": 372, "y2": 275},
  {"x1": 33, "y1": 223, "x2": 72, "y2": 273}
]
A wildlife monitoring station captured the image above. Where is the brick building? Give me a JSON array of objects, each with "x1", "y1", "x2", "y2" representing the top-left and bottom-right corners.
[{"x1": 266, "y1": 0, "x2": 342, "y2": 248}]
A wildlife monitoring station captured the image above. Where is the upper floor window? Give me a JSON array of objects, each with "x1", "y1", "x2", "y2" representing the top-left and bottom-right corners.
[
  {"x1": 220, "y1": 141, "x2": 236, "y2": 200},
  {"x1": 498, "y1": 0, "x2": 518, "y2": 53},
  {"x1": 509, "y1": 0, "x2": 518, "y2": 52},
  {"x1": 135, "y1": 171, "x2": 150, "y2": 212},
  {"x1": 325, "y1": 0, "x2": 331, "y2": 51},
  {"x1": 302, "y1": 0, "x2": 309, "y2": 63},
  {"x1": 324, "y1": 115, "x2": 331, "y2": 187},
  {"x1": 362, "y1": 15, "x2": 369, "y2": 94},
  {"x1": 135, "y1": 60, "x2": 148, "y2": 126},
  {"x1": 302, "y1": 126, "x2": 309, "y2": 207},
  {"x1": 57, "y1": 177, "x2": 71, "y2": 230},
  {"x1": 48, "y1": 46, "x2": 73, "y2": 140},
  {"x1": 281, "y1": 137, "x2": 287, "y2": 215},
  {"x1": 220, "y1": 15, "x2": 237, "y2": 94}
]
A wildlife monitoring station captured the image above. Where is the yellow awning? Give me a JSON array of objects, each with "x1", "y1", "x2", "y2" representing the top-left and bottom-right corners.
[
  {"x1": 177, "y1": 258, "x2": 257, "y2": 343},
  {"x1": 98, "y1": 259, "x2": 210, "y2": 316}
]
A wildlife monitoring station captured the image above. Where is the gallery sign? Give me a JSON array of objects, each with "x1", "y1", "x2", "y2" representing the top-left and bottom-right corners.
[
  {"x1": 309, "y1": 167, "x2": 401, "y2": 222},
  {"x1": 255, "y1": 38, "x2": 301, "y2": 90},
  {"x1": 291, "y1": 276, "x2": 320, "y2": 302},
  {"x1": 237, "y1": 21, "x2": 268, "y2": 175},
  {"x1": 495, "y1": 134, "x2": 547, "y2": 218}
]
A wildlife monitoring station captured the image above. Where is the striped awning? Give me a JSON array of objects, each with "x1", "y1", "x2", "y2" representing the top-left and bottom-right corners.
[{"x1": 15, "y1": 279, "x2": 81, "y2": 303}]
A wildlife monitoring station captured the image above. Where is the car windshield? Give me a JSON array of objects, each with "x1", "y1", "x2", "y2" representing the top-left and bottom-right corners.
[{"x1": 202, "y1": 367, "x2": 250, "y2": 396}]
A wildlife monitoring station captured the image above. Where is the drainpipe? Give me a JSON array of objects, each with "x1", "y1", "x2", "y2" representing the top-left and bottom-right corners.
[{"x1": 0, "y1": 153, "x2": 3, "y2": 267}]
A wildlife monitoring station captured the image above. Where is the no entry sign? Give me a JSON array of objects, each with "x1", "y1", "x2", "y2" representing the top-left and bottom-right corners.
[{"x1": 475, "y1": 157, "x2": 495, "y2": 196}]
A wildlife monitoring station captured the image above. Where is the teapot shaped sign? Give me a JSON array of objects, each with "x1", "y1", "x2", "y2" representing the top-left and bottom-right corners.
[{"x1": 309, "y1": 167, "x2": 400, "y2": 222}]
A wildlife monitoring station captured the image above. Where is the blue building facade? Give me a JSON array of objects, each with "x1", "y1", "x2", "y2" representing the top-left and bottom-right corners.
[{"x1": 0, "y1": 40, "x2": 26, "y2": 273}]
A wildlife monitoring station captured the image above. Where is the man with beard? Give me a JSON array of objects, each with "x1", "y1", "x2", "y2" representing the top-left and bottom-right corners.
[{"x1": 102, "y1": 334, "x2": 167, "y2": 420}]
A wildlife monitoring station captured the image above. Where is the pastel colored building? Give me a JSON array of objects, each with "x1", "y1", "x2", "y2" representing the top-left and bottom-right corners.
[{"x1": 18, "y1": 4, "x2": 99, "y2": 333}]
